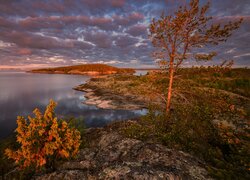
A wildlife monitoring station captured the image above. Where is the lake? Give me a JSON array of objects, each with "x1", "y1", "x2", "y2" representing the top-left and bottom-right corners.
[{"x1": 0, "y1": 72, "x2": 146, "y2": 139}]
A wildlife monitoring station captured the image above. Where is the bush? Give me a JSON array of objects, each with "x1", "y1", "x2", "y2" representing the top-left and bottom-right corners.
[
  {"x1": 122, "y1": 103, "x2": 250, "y2": 179},
  {"x1": 0, "y1": 135, "x2": 17, "y2": 178},
  {"x1": 5, "y1": 100, "x2": 81, "y2": 171}
]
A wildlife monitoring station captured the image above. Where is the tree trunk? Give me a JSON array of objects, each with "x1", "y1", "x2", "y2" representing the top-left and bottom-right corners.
[{"x1": 166, "y1": 58, "x2": 174, "y2": 113}]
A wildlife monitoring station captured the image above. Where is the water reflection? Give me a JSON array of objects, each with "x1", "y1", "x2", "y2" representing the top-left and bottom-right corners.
[
  {"x1": 0, "y1": 72, "x2": 146, "y2": 139},
  {"x1": 134, "y1": 70, "x2": 148, "y2": 76}
]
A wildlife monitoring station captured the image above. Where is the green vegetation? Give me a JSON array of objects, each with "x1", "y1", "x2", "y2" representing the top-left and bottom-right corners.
[
  {"x1": 85, "y1": 67, "x2": 249, "y2": 179},
  {"x1": 1, "y1": 0, "x2": 248, "y2": 179},
  {"x1": 123, "y1": 105, "x2": 249, "y2": 179},
  {"x1": 30, "y1": 64, "x2": 135, "y2": 75},
  {"x1": 118, "y1": 68, "x2": 250, "y2": 179},
  {"x1": 2, "y1": 68, "x2": 249, "y2": 179}
]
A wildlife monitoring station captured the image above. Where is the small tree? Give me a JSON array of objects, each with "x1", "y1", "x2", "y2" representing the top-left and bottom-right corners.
[
  {"x1": 149, "y1": 0, "x2": 242, "y2": 113},
  {"x1": 5, "y1": 100, "x2": 81, "y2": 170}
]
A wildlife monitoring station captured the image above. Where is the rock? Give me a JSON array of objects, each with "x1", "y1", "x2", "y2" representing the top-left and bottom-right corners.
[
  {"x1": 35, "y1": 129, "x2": 213, "y2": 180},
  {"x1": 74, "y1": 81, "x2": 148, "y2": 110},
  {"x1": 35, "y1": 170, "x2": 87, "y2": 180}
]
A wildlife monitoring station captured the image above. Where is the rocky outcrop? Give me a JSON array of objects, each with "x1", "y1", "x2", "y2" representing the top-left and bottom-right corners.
[
  {"x1": 74, "y1": 86, "x2": 147, "y2": 110},
  {"x1": 35, "y1": 128, "x2": 212, "y2": 180},
  {"x1": 73, "y1": 74, "x2": 151, "y2": 110}
]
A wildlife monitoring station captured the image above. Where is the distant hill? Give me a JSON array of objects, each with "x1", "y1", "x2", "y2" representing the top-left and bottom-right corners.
[{"x1": 29, "y1": 64, "x2": 135, "y2": 75}]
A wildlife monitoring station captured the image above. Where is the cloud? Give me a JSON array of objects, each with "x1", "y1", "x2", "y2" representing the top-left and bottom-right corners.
[
  {"x1": 126, "y1": 24, "x2": 147, "y2": 36},
  {"x1": 16, "y1": 13, "x2": 145, "y2": 32},
  {"x1": 111, "y1": 0, "x2": 125, "y2": 8},
  {"x1": 0, "y1": 30, "x2": 94, "y2": 50},
  {"x1": 234, "y1": 53, "x2": 250, "y2": 58},
  {"x1": 80, "y1": 0, "x2": 126, "y2": 9},
  {"x1": 114, "y1": 35, "x2": 139, "y2": 48},
  {"x1": 31, "y1": 1, "x2": 66, "y2": 13},
  {"x1": 84, "y1": 31, "x2": 113, "y2": 48},
  {"x1": 17, "y1": 48, "x2": 32, "y2": 55},
  {"x1": 0, "y1": 0, "x2": 249, "y2": 68},
  {"x1": 18, "y1": 16, "x2": 116, "y2": 31},
  {"x1": 112, "y1": 12, "x2": 145, "y2": 26},
  {"x1": 0, "y1": 31, "x2": 72, "y2": 49},
  {"x1": 0, "y1": 17, "x2": 16, "y2": 29}
]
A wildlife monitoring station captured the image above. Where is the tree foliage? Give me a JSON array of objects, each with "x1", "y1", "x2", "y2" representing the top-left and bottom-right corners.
[
  {"x1": 5, "y1": 100, "x2": 81, "y2": 170},
  {"x1": 149, "y1": 0, "x2": 242, "y2": 112}
]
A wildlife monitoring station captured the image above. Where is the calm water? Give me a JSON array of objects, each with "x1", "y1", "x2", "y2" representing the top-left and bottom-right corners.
[{"x1": 0, "y1": 72, "x2": 146, "y2": 139}]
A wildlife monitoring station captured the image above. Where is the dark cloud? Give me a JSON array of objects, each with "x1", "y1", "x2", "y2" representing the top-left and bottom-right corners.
[
  {"x1": 207, "y1": 0, "x2": 250, "y2": 16},
  {"x1": 84, "y1": 31, "x2": 113, "y2": 48},
  {"x1": 112, "y1": 12, "x2": 144, "y2": 26},
  {"x1": 126, "y1": 24, "x2": 147, "y2": 36},
  {"x1": 19, "y1": 16, "x2": 116, "y2": 31},
  {"x1": 0, "y1": 17, "x2": 15, "y2": 28},
  {"x1": 111, "y1": 0, "x2": 125, "y2": 8},
  {"x1": 0, "y1": 29, "x2": 94, "y2": 51},
  {"x1": 81, "y1": 0, "x2": 125, "y2": 9},
  {"x1": 31, "y1": 1, "x2": 66, "y2": 13},
  {"x1": 17, "y1": 48, "x2": 32, "y2": 55},
  {"x1": 0, "y1": 31, "x2": 72, "y2": 49},
  {"x1": 0, "y1": 0, "x2": 249, "y2": 68},
  {"x1": 114, "y1": 35, "x2": 138, "y2": 48}
]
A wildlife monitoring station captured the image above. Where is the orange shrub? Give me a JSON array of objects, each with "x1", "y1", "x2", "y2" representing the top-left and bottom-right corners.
[{"x1": 5, "y1": 100, "x2": 81, "y2": 169}]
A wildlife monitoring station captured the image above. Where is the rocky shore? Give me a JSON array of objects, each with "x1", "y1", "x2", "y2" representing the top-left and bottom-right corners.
[
  {"x1": 3, "y1": 70, "x2": 249, "y2": 179},
  {"x1": 33, "y1": 124, "x2": 212, "y2": 180},
  {"x1": 74, "y1": 77, "x2": 149, "y2": 110}
]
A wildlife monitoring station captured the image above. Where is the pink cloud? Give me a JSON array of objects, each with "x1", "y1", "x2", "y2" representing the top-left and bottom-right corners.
[
  {"x1": 126, "y1": 24, "x2": 147, "y2": 36},
  {"x1": 17, "y1": 48, "x2": 32, "y2": 55},
  {"x1": 111, "y1": 0, "x2": 125, "y2": 7}
]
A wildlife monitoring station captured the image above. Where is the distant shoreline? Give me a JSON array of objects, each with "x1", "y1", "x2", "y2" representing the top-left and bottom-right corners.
[
  {"x1": 29, "y1": 64, "x2": 136, "y2": 76},
  {"x1": 28, "y1": 70, "x2": 131, "y2": 76}
]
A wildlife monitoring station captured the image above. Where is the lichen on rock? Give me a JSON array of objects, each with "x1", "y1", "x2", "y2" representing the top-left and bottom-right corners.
[{"x1": 35, "y1": 128, "x2": 212, "y2": 180}]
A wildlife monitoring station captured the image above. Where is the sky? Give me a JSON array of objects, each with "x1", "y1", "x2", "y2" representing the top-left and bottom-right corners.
[{"x1": 0, "y1": 0, "x2": 249, "y2": 69}]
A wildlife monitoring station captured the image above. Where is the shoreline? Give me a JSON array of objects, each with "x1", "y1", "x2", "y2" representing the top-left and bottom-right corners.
[
  {"x1": 28, "y1": 64, "x2": 136, "y2": 76},
  {"x1": 73, "y1": 74, "x2": 150, "y2": 110},
  {"x1": 74, "y1": 83, "x2": 148, "y2": 110},
  {"x1": 28, "y1": 71, "x2": 146, "y2": 110},
  {"x1": 28, "y1": 71, "x2": 132, "y2": 76}
]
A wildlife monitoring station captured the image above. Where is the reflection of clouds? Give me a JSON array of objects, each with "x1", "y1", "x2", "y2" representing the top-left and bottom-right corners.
[
  {"x1": 0, "y1": 73, "x2": 147, "y2": 139},
  {"x1": 134, "y1": 109, "x2": 147, "y2": 115},
  {"x1": 54, "y1": 97, "x2": 147, "y2": 128},
  {"x1": 79, "y1": 95, "x2": 86, "y2": 101},
  {"x1": 82, "y1": 109, "x2": 147, "y2": 128},
  {"x1": 0, "y1": 73, "x2": 88, "y2": 102},
  {"x1": 134, "y1": 70, "x2": 148, "y2": 76}
]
